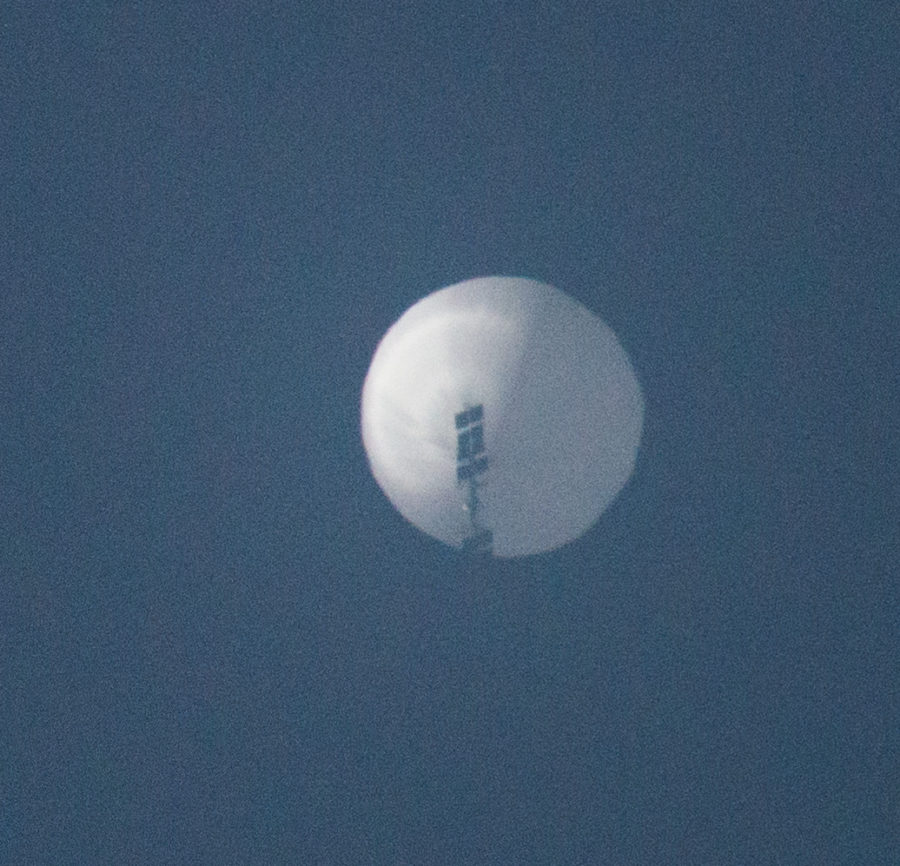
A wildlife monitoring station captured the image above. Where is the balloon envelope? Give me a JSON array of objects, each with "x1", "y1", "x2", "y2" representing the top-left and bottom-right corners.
[{"x1": 360, "y1": 277, "x2": 644, "y2": 557}]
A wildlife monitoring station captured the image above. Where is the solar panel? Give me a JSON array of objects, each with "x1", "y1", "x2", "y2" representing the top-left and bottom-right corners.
[
  {"x1": 454, "y1": 404, "x2": 484, "y2": 429},
  {"x1": 457, "y1": 431, "x2": 471, "y2": 461},
  {"x1": 455, "y1": 404, "x2": 491, "y2": 554},
  {"x1": 456, "y1": 426, "x2": 485, "y2": 461},
  {"x1": 456, "y1": 456, "x2": 488, "y2": 481},
  {"x1": 461, "y1": 528, "x2": 493, "y2": 553},
  {"x1": 468, "y1": 425, "x2": 484, "y2": 455}
]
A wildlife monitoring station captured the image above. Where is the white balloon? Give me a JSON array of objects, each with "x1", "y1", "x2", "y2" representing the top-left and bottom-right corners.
[{"x1": 360, "y1": 277, "x2": 644, "y2": 557}]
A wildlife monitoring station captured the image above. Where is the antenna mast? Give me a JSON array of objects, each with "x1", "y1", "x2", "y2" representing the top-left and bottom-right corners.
[{"x1": 455, "y1": 404, "x2": 493, "y2": 555}]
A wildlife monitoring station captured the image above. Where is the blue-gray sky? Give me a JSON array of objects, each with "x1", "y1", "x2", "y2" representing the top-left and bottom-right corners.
[{"x1": 2, "y1": 2, "x2": 897, "y2": 863}]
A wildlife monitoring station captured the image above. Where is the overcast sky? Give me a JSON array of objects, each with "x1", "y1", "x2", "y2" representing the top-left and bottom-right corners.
[{"x1": 2, "y1": 2, "x2": 897, "y2": 863}]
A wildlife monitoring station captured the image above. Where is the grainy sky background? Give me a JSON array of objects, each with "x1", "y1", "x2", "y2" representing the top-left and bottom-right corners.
[{"x1": 2, "y1": 2, "x2": 897, "y2": 863}]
